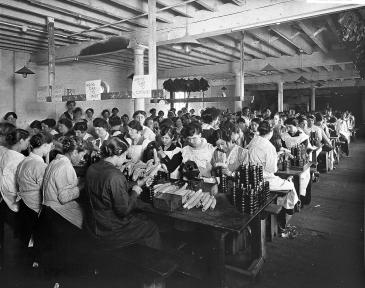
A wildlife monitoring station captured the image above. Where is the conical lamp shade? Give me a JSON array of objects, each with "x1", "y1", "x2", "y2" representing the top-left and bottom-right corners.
[
  {"x1": 296, "y1": 76, "x2": 308, "y2": 83},
  {"x1": 261, "y1": 64, "x2": 277, "y2": 74},
  {"x1": 171, "y1": 35, "x2": 201, "y2": 54},
  {"x1": 15, "y1": 66, "x2": 35, "y2": 78}
]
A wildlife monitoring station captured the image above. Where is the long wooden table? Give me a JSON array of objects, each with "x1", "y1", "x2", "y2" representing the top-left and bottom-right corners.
[{"x1": 137, "y1": 193, "x2": 277, "y2": 288}]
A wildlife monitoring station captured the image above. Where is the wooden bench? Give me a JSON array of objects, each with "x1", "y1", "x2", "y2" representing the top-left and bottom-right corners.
[
  {"x1": 91, "y1": 244, "x2": 179, "y2": 288},
  {"x1": 264, "y1": 204, "x2": 282, "y2": 242}
]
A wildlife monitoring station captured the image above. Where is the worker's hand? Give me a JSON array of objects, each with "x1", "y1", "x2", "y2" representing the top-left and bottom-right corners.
[
  {"x1": 211, "y1": 184, "x2": 219, "y2": 196},
  {"x1": 222, "y1": 167, "x2": 232, "y2": 177},
  {"x1": 145, "y1": 177, "x2": 154, "y2": 188},
  {"x1": 287, "y1": 176, "x2": 293, "y2": 182}
]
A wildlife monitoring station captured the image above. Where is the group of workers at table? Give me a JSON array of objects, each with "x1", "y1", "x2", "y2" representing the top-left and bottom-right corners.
[{"x1": 0, "y1": 104, "x2": 355, "y2": 274}]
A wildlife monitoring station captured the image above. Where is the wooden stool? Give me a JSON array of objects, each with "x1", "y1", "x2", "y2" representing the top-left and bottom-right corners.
[{"x1": 264, "y1": 204, "x2": 282, "y2": 241}]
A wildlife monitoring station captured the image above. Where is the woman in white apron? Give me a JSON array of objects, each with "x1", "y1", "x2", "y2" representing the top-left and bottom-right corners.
[
  {"x1": 211, "y1": 121, "x2": 249, "y2": 176},
  {"x1": 126, "y1": 120, "x2": 151, "y2": 162},
  {"x1": 247, "y1": 121, "x2": 298, "y2": 236},
  {"x1": 281, "y1": 117, "x2": 311, "y2": 205}
]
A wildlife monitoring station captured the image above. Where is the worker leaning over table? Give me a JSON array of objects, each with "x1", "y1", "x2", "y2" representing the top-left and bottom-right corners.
[
  {"x1": 84, "y1": 136, "x2": 161, "y2": 250},
  {"x1": 247, "y1": 120, "x2": 298, "y2": 237}
]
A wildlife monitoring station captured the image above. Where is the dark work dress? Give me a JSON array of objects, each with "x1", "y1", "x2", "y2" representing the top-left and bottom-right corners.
[{"x1": 84, "y1": 160, "x2": 161, "y2": 250}]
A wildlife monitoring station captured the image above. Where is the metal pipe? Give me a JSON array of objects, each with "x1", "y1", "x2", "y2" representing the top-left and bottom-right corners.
[
  {"x1": 68, "y1": 0, "x2": 199, "y2": 38},
  {"x1": 0, "y1": 21, "x2": 90, "y2": 41}
]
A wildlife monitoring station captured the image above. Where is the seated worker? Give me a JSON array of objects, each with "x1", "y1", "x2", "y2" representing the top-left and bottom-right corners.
[
  {"x1": 181, "y1": 122, "x2": 215, "y2": 181},
  {"x1": 281, "y1": 117, "x2": 311, "y2": 205},
  {"x1": 55, "y1": 118, "x2": 74, "y2": 140},
  {"x1": 156, "y1": 126, "x2": 182, "y2": 180},
  {"x1": 126, "y1": 120, "x2": 151, "y2": 162},
  {"x1": 16, "y1": 132, "x2": 53, "y2": 263},
  {"x1": 41, "y1": 119, "x2": 58, "y2": 136},
  {"x1": 212, "y1": 121, "x2": 248, "y2": 176},
  {"x1": 59, "y1": 101, "x2": 75, "y2": 121},
  {"x1": 201, "y1": 107, "x2": 221, "y2": 146},
  {"x1": 109, "y1": 115, "x2": 122, "y2": 137},
  {"x1": 3, "y1": 112, "x2": 18, "y2": 126},
  {"x1": 29, "y1": 120, "x2": 42, "y2": 135},
  {"x1": 247, "y1": 121, "x2": 298, "y2": 237},
  {"x1": 133, "y1": 110, "x2": 156, "y2": 141},
  {"x1": 335, "y1": 112, "x2": 350, "y2": 156},
  {"x1": 74, "y1": 121, "x2": 93, "y2": 142},
  {"x1": 72, "y1": 107, "x2": 84, "y2": 124},
  {"x1": 314, "y1": 113, "x2": 333, "y2": 152},
  {"x1": 84, "y1": 137, "x2": 161, "y2": 249},
  {"x1": 38, "y1": 137, "x2": 86, "y2": 271},
  {"x1": 244, "y1": 117, "x2": 261, "y2": 146}
]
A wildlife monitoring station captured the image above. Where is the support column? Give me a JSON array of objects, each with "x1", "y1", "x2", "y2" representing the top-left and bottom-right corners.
[
  {"x1": 311, "y1": 86, "x2": 316, "y2": 112},
  {"x1": 134, "y1": 46, "x2": 145, "y2": 112},
  {"x1": 278, "y1": 81, "x2": 284, "y2": 112},
  {"x1": 148, "y1": 0, "x2": 157, "y2": 91},
  {"x1": 47, "y1": 17, "x2": 55, "y2": 99},
  {"x1": 235, "y1": 72, "x2": 243, "y2": 111}
]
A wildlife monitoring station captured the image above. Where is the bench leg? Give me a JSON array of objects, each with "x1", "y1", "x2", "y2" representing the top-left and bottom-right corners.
[{"x1": 271, "y1": 214, "x2": 278, "y2": 239}]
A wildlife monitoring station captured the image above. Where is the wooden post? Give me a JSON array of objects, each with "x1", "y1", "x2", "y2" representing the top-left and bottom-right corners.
[
  {"x1": 47, "y1": 17, "x2": 55, "y2": 98},
  {"x1": 148, "y1": 0, "x2": 157, "y2": 91},
  {"x1": 134, "y1": 46, "x2": 145, "y2": 112},
  {"x1": 278, "y1": 81, "x2": 284, "y2": 112},
  {"x1": 311, "y1": 86, "x2": 316, "y2": 112}
]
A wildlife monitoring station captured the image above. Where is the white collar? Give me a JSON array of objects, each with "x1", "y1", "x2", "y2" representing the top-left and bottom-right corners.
[{"x1": 29, "y1": 152, "x2": 44, "y2": 162}]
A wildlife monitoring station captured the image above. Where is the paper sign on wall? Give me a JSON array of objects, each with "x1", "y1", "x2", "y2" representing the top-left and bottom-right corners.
[
  {"x1": 37, "y1": 86, "x2": 48, "y2": 102},
  {"x1": 85, "y1": 80, "x2": 102, "y2": 101},
  {"x1": 132, "y1": 75, "x2": 151, "y2": 99}
]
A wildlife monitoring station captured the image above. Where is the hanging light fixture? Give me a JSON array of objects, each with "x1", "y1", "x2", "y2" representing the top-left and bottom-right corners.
[
  {"x1": 14, "y1": 26, "x2": 35, "y2": 78},
  {"x1": 314, "y1": 82, "x2": 323, "y2": 88},
  {"x1": 171, "y1": 4, "x2": 201, "y2": 54},
  {"x1": 261, "y1": 64, "x2": 277, "y2": 75},
  {"x1": 296, "y1": 76, "x2": 308, "y2": 83},
  {"x1": 15, "y1": 66, "x2": 35, "y2": 78}
]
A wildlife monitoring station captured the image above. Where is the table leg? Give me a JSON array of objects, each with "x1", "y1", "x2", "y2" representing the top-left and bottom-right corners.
[{"x1": 210, "y1": 231, "x2": 228, "y2": 288}]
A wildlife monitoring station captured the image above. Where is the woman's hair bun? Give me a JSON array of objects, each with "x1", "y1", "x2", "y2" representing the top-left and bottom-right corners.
[{"x1": 100, "y1": 136, "x2": 129, "y2": 158}]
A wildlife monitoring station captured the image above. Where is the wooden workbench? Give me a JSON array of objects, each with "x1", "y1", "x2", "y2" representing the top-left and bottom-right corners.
[{"x1": 137, "y1": 193, "x2": 277, "y2": 288}]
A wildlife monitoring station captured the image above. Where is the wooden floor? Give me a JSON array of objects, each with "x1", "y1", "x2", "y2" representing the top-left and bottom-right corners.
[
  {"x1": 243, "y1": 139, "x2": 365, "y2": 288},
  {"x1": 1, "y1": 141, "x2": 364, "y2": 288}
]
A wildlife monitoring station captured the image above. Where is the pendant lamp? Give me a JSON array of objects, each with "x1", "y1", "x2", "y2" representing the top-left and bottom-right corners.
[{"x1": 14, "y1": 26, "x2": 35, "y2": 78}]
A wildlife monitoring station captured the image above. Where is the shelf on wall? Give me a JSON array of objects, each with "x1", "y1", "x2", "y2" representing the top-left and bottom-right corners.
[{"x1": 150, "y1": 96, "x2": 241, "y2": 104}]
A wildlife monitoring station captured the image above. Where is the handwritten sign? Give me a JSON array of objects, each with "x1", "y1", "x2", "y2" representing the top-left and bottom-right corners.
[
  {"x1": 132, "y1": 75, "x2": 151, "y2": 99},
  {"x1": 85, "y1": 80, "x2": 102, "y2": 101},
  {"x1": 37, "y1": 86, "x2": 48, "y2": 102}
]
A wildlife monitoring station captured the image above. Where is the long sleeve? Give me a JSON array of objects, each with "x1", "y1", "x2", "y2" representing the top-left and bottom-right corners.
[
  {"x1": 110, "y1": 176, "x2": 137, "y2": 218},
  {"x1": 162, "y1": 151, "x2": 183, "y2": 173},
  {"x1": 55, "y1": 165, "x2": 80, "y2": 204}
]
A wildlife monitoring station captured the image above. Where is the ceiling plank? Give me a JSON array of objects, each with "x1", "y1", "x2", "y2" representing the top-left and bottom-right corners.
[
  {"x1": 155, "y1": 0, "x2": 193, "y2": 18},
  {"x1": 297, "y1": 20, "x2": 328, "y2": 53},
  {"x1": 220, "y1": 34, "x2": 267, "y2": 59},
  {"x1": 238, "y1": 31, "x2": 281, "y2": 58},
  {"x1": 0, "y1": 44, "x2": 37, "y2": 53},
  {"x1": 0, "y1": 5, "x2": 116, "y2": 39},
  {"x1": 193, "y1": 0, "x2": 217, "y2": 12},
  {"x1": 158, "y1": 50, "x2": 353, "y2": 78},
  {"x1": 103, "y1": 0, "x2": 172, "y2": 23},
  {"x1": 53, "y1": 0, "x2": 147, "y2": 29},
  {"x1": 134, "y1": 0, "x2": 364, "y2": 45},
  {"x1": 246, "y1": 28, "x2": 297, "y2": 56},
  {"x1": 269, "y1": 24, "x2": 313, "y2": 54}
]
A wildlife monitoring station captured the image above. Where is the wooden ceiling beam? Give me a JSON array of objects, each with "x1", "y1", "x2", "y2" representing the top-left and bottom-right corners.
[
  {"x1": 54, "y1": 0, "x2": 148, "y2": 29},
  {"x1": 193, "y1": 0, "x2": 217, "y2": 12},
  {"x1": 155, "y1": 0, "x2": 193, "y2": 18},
  {"x1": 157, "y1": 47, "x2": 214, "y2": 65},
  {"x1": 136, "y1": 0, "x2": 363, "y2": 45},
  {"x1": 221, "y1": 34, "x2": 268, "y2": 59},
  {"x1": 158, "y1": 52, "x2": 207, "y2": 66},
  {"x1": 239, "y1": 31, "x2": 281, "y2": 58},
  {"x1": 0, "y1": 6, "x2": 115, "y2": 39},
  {"x1": 247, "y1": 28, "x2": 297, "y2": 56},
  {"x1": 0, "y1": 25, "x2": 77, "y2": 45},
  {"x1": 2, "y1": 1, "x2": 128, "y2": 35},
  {"x1": 103, "y1": 0, "x2": 172, "y2": 23},
  {"x1": 0, "y1": 44, "x2": 36, "y2": 53},
  {"x1": 158, "y1": 50, "x2": 353, "y2": 78},
  {"x1": 269, "y1": 24, "x2": 313, "y2": 54},
  {"x1": 297, "y1": 20, "x2": 328, "y2": 53}
]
